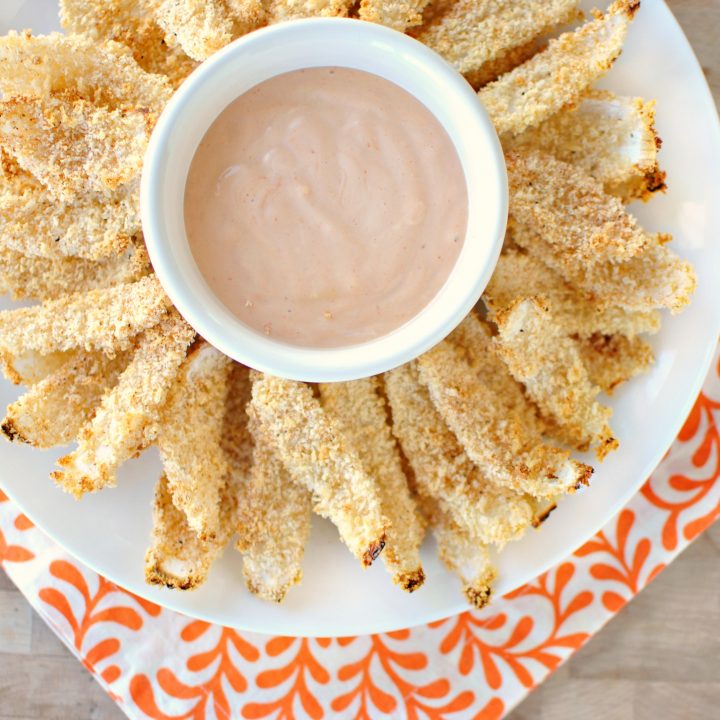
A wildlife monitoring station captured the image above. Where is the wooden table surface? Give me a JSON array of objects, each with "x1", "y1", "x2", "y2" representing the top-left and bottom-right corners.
[{"x1": 1, "y1": 1, "x2": 719, "y2": 718}]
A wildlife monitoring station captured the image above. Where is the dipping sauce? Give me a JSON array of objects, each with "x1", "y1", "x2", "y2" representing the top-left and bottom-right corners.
[{"x1": 184, "y1": 67, "x2": 468, "y2": 347}]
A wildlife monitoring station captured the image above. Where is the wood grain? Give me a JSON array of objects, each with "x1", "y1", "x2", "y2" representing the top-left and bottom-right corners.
[{"x1": 0, "y1": 2, "x2": 719, "y2": 719}]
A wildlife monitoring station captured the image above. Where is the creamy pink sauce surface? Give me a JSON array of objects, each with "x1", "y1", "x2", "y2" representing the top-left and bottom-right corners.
[{"x1": 184, "y1": 67, "x2": 468, "y2": 347}]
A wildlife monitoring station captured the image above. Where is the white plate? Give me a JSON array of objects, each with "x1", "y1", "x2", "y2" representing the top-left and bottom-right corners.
[{"x1": 1, "y1": 0, "x2": 719, "y2": 637}]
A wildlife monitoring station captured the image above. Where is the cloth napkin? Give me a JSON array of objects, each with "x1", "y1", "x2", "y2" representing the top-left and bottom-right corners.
[{"x1": 1, "y1": 346, "x2": 718, "y2": 720}]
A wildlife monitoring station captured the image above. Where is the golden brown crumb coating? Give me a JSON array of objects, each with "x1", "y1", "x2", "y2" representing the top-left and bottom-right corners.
[
  {"x1": 509, "y1": 90, "x2": 665, "y2": 202},
  {"x1": 59, "y1": 0, "x2": 197, "y2": 88},
  {"x1": 419, "y1": 495, "x2": 496, "y2": 609},
  {"x1": 265, "y1": 0, "x2": 352, "y2": 23},
  {"x1": 250, "y1": 373, "x2": 388, "y2": 567},
  {"x1": 358, "y1": 0, "x2": 431, "y2": 32},
  {"x1": 506, "y1": 149, "x2": 652, "y2": 263},
  {"x1": 417, "y1": 0, "x2": 579, "y2": 87},
  {"x1": 157, "y1": 342, "x2": 232, "y2": 540},
  {"x1": 479, "y1": 0, "x2": 637, "y2": 138},
  {"x1": 484, "y1": 250, "x2": 661, "y2": 338},
  {"x1": 578, "y1": 333, "x2": 654, "y2": 396},
  {"x1": 155, "y1": 0, "x2": 264, "y2": 61},
  {"x1": 510, "y1": 221, "x2": 696, "y2": 315},
  {"x1": 384, "y1": 364, "x2": 535, "y2": 546},
  {"x1": 416, "y1": 339, "x2": 593, "y2": 497},
  {"x1": 494, "y1": 297, "x2": 617, "y2": 459},
  {"x1": 0, "y1": 276, "x2": 171, "y2": 363},
  {"x1": 238, "y1": 408, "x2": 312, "y2": 602},
  {"x1": 2, "y1": 350, "x2": 129, "y2": 448},
  {"x1": 0, "y1": 153, "x2": 140, "y2": 261},
  {"x1": 0, "y1": 242, "x2": 149, "y2": 302},
  {"x1": 0, "y1": 31, "x2": 171, "y2": 113},
  {"x1": 52, "y1": 310, "x2": 195, "y2": 497},
  {"x1": 145, "y1": 472, "x2": 239, "y2": 590},
  {"x1": 320, "y1": 376, "x2": 425, "y2": 591}
]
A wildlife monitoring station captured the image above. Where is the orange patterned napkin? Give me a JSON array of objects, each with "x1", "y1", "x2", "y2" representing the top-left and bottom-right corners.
[{"x1": 1, "y1": 346, "x2": 718, "y2": 719}]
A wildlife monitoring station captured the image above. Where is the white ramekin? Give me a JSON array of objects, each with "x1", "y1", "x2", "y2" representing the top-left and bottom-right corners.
[{"x1": 141, "y1": 18, "x2": 507, "y2": 382}]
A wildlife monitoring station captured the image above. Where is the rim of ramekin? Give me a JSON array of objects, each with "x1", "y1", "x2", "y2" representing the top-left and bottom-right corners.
[{"x1": 141, "y1": 18, "x2": 507, "y2": 382}]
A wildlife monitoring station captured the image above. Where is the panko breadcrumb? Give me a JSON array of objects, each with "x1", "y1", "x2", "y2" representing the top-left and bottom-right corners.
[
  {"x1": 578, "y1": 333, "x2": 654, "y2": 395},
  {"x1": 155, "y1": 0, "x2": 264, "y2": 61},
  {"x1": 320, "y1": 377, "x2": 426, "y2": 591},
  {"x1": 59, "y1": 0, "x2": 197, "y2": 88},
  {"x1": 0, "y1": 31, "x2": 172, "y2": 113},
  {"x1": 0, "y1": 242, "x2": 149, "y2": 302},
  {"x1": 512, "y1": 222, "x2": 697, "y2": 314},
  {"x1": 52, "y1": 310, "x2": 195, "y2": 497},
  {"x1": 145, "y1": 472, "x2": 238, "y2": 590},
  {"x1": 359, "y1": 0, "x2": 430, "y2": 32},
  {"x1": 157, "y1": 342, "x2": 232, "y2": 541},
  {"x1": 1, "y1": 349, "x2": 129, "y2": 448},
  {"x1": 0, "y1": 93, "x2": 151, "y2": 202},
  {"x1": 447, "y1": 312, "x2": 547, "y2": 438},
  {"x1": 265, "y1": 0, "x2": 352, "y2": 23},
  {"x1": 484, "y1": 250, "x2": 661, "y2": 338},
  {"x1": 384, "y1": 364, "x2": 536, "y2": 546},
  {"x1": 416, "y1": 339, "x2": 593, "y2": 497},
  {"x1": 506, "y1": 149, "x2": 651, "y2": 263},
  {"x1": 238, "y1": 408, "x2": 312, "y2": 602},
  {"x1": 479, "y1": 0, "x2": 637, "y2": 138},
  {"x1": 419, "y1": 496, "x2": 496, "y2": 610},
  {"x1": 250, "y1": 372, "x2": 388, "y2": 567},
  {"x1": 0, "y1": 275, "x2": 171, "y2": 363},
  {"x1": 494, "y1": 297, "x2": 617, "y2": 458},
  {"x1": 509, "y1": 90, "x2": 665, "y2": 202},
  {"x1": 417, "y1": 0, "x2": 579, "y2": 87},
  {"x1": 0, "y1": 152, "x2": 139, "y2": 260}
]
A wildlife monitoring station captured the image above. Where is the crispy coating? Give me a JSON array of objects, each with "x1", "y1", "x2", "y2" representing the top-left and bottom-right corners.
[
  {"x1": 465, "y1": 39, "x2": 542, "y2": 90},
  {"x1": 510, "y1": 90, "x2": 666, "y2": 202},
  {"x1": 59, "y1": 0, "x2": 197, "y2": 88},
  {"x1": 484, "y1": 250, "x2": 661, "y2": 337},
  {"x1": 507, "y1": 149, "x2": 651, "y2": 263},
  {"x1": 0, "y1": 350, "x2": 77, "y2": 387},
  {"x1": 265, "y1": 0, "x2": 352, "y2": 23},
  {"x1": 413, "y1": 0, "x2": 456, "y2": 26},
  {"x1": 1, "y1": 350, "x2": 129, "y2": 449},
  {"x1": 155, "y1": 0, "x2": 264, "y2": 61},
  {"x1": 250, "y1": 373, "x2": 388, "y2": 567},
  {"x1": 415, "y1": 339, "x2": 592, "y2": 497},
  {"x1": 145, "y1": 473, "x2": 237, "y2": 590},
  {"x1": 157, "y1": 343, "x2": 232, "y2": 540},
  {"x1": 0, "y1": 276, "x2": 171, "y2": 363},
  {"x1": 479, "y1": 0, "x2": 637, "y2": 138},
  {"x1": 144, "y1": 361, "x2": 254, "y2": 589},
  {"x1": 319, "y1": 377, "x2": 425, "y2": 591},
  {"x1": 578, "y1": 333, "x2": 654, "y2": 395},
  {"x1": 512, "y1": 222, "x2": 697, "y2": 315},
  {"x1": 417, "y1": 0, "x2": 578, "y2": 87},
  {"x1": 447, "y1": 312, "x2": 546, "y2": 437},
  {"x1": 0, "y1": 93, "x2": 151, "y2": 203},
  {"x1": 0, "y1": 31, "x2": 171, "y2": 113},
  {"x1": 420, "y1": 496, "x2": 496, "y2": 609},
  {"x1": 0, "y1": 154, "x2": 139, "y2": 260},
  {"x1": 0, "y1": 242, "x2": 149, "y2": 302},
  {"x1": 384, "y1": 364, "x2": 535, "y2": 545},
  {"x1": 358, "y1": 0, "x2": 431, "y2": 32},
  {"x1": 222, "y1": 363, "x2": 254, "y2": 485},
  {"x1": 238, "y1": 409, "x2": 312, "y2": 602},
  {"x1": 52, "y1": 311, "x2": 195, "y2": 497},
  {"x1": 494, "y1": 297, "x2": 617, "y2": 459}
]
